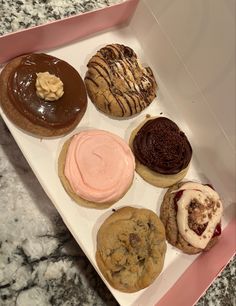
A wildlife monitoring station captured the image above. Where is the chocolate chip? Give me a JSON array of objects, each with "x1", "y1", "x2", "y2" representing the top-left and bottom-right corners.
[
  {"x1": 123, "y1": 46, "x2": 134, "y2": 58},
  {"x1": 129, "y1": 233, "x2": 141, "y2": 247},
  {"x1": 147, "y1": 221, "x2": 155, "y2": 230}
]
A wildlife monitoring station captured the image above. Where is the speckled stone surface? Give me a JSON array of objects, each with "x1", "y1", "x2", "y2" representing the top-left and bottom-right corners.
[
  {"x1": 0, "y1": 0, "x2": 123, "y2": 36},
  {"x1": 197, "y1": 257, "x2": 236, "y2": 306},
  {"x1": 0, "y1": 117, "x2": 235, "y2": 305},
  {"x1": 0, "y1": 118, "x2": 119, "y2": 306}
]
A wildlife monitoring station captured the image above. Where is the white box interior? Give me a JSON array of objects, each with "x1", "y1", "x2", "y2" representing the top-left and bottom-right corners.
[{"x1": 131, "y1": 0, "x2": 236, "y2": 205}]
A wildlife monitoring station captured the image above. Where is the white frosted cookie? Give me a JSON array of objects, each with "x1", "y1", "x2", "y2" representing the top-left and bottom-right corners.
[{"x1": 160, "y1": 181, "x2": 223, "y2": 254}]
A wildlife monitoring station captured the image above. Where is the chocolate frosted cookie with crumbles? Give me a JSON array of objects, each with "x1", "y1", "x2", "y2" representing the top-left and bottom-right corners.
[
  {"x1": 84, "y1": 44, "x2": 157, "y2": 117},
  {"x1": 160, "y1": 181, "x2": 223, "y2": 254},
  {"x1": 0, "y1": 53, "x2": 87, "y2": 137},
  {"x1": 129, "y1": 116, "x2": 192, "y2": 187},
  {"x1": 96, "y1": 206, "x2": 166, "y2": 292}
]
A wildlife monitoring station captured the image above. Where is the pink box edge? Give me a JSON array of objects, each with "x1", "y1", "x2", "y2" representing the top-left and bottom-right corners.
[
  {"x1": 0, "y1": 0, "x2": 139, "y2": 65},
  {"x1": 156, "y1": 218, "x2": 236, "y2": 306}
]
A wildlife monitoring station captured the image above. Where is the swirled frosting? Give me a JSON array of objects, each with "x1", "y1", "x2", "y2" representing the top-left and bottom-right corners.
[
  {"x1": 64, "y1": 130, "x2": 135, "y2": 203},
  {"x1": 36, "y1": 72, "x2": 64, "y2": 101},
  {"x1": 173, "y1": 182, "x2": 223, "y2": 249},
  {"x1": 133, "y1": 117, "x2": 192, "y2": 174}
]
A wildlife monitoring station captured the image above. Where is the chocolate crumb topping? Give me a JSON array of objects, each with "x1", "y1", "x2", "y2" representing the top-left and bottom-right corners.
[
  {"x1": 133, "y1": 117, "x2": 192, "y2": 174},
  {"x1": 188, "y1": 199, "x2": 208, "y2": 235}
]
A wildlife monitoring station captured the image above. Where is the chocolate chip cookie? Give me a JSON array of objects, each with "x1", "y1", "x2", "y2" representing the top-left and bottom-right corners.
[
  {"x1": 96, "y1": 206, "x2": 166, "y2": 292},
  {"x1": 85, "y1": 44, "x2": 157, "y2": 117}
]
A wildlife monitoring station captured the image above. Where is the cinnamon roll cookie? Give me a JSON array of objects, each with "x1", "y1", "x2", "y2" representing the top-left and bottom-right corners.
[
  {"x1": 129, "y1": 117, "x2": 192, "y2": 187},
  {"x1": 84, "y1": 44, "x2": 157, "y2": 117},
  {"x1": 160, "y1": 182, "x2": 223, "y2": 254},
  {"x1": 96, "y1": 206, "x2": 166, "y2": 292},
  {"x1": 0, "y1": 53, "x2": 87, "y2": 137}
]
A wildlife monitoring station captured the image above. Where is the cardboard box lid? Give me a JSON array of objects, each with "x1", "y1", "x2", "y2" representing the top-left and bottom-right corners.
[{"x1": 130, "y1": 0, "x2": 236, "y2": 203}]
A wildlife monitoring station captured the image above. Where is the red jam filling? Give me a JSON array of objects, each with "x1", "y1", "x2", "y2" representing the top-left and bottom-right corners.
[
  {"x1": 213, "y1": 223, "x2": 221, "y2": 237},
  {"x1": 173, "y1": 190, "x2": 183, "y2": 211},
  {"x1": 174, "y1": 190, "x2": 221, "y2": 237}
]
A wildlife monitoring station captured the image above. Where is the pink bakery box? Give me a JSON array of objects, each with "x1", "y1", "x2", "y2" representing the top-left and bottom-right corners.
[
  {"x1": 0, "y1": 1, "x2": 235, "y2": 306},
  {"x1": 0, "y1": 0, "x2": 140, "y2": 64}
]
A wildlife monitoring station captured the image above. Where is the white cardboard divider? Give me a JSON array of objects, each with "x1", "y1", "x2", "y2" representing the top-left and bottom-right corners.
[{"x1": 130, "y1": 0, "x2": 236, "y2": 206}]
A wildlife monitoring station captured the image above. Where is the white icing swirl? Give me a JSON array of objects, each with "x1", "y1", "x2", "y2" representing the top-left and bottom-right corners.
[{"x1": 173, "y1": 182, "x2": 223, "y2": 249}]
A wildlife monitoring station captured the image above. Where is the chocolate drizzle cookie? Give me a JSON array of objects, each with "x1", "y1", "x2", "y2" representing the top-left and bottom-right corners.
[
  {"x1": 85, "y1": 44, "x2": 157, "y2": 117},
  {"x1": 160, "y1": 182, "x2": 223, "y2": 254},
  {"x1": 96, "y1": 206, "x2": 166, "y2": 292},
  {"x1": 0, "y1": 53, "x2": 87, "y2": 137},
  {"x1": 130, "y1": 117, "x2": 192, "y2": 187}
]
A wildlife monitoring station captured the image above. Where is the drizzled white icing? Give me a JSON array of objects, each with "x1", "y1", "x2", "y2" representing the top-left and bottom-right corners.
[
  {"x1": 173, "y1": 182, "x2": 223, "y2": 249},
  {"x1": 112, "y1": 58, "x2": 152, "y2": 93}
]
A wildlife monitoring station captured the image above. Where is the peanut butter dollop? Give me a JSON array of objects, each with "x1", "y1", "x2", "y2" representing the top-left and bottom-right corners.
[{"x1": 35, "y1": 72, "x2": 64, "y2": 101}]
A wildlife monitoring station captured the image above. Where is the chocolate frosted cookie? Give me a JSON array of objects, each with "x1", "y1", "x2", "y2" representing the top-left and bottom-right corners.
[
  {"x1": 84, "y1": 44, "x2": 157, "y2": 117},
  {"x1": 96, "y1": 206, "x2": 166, "y2": 292},
  {"x1": 0, "y1": 53, "x2": 87, "y2": 137},
  {"x1": 160, "y1": 182, "x2": 223, "y2": 254},
  {"x1": 130, "y1": 116, "x2": 192, "y2": 187}
]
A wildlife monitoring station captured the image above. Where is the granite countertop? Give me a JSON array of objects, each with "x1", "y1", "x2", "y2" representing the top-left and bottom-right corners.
[
  {"x1": 0, "y1": 1, "x2": 235, "y2": 305},
  {"x1": 0, "y1": 122, "x2": 235, "y2": 306},
  {"x1": 0, "y1": 0, "x2": 123, "y2": 36}
]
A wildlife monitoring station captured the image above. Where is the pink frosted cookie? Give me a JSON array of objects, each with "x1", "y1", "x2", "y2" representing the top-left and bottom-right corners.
[{"x1": 58, "y1": 129, "x2": 135, "y2": 208}]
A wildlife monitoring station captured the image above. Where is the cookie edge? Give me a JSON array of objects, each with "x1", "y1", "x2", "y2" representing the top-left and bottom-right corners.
[
  {"x1": 0, "y1": 54, "x2": 87, "y2": 137},
  {"x1": 129, "y1": 116, "x2": 190, "y2": 188},
  {"x1": 96, "y1": 206, "x2": 167, "y2": 292}
]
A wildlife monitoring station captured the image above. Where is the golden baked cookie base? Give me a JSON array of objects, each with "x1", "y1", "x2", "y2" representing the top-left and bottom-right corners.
[
  {"x1": 85, "y1": 44, "x2": 157, "y2": 118},
  {"x1": 0, "y1": 55, "x2": 86, "y2": 137},
  {"x1": 129, "y1": 116, "x2": 189, "y2": 188},
  {"x1": 96, "y1": 206, "x2": 166, "y2": 292},
  {"x1": 160, "y1": 182, "x2": 218, "y2": 254},
  {"x1": 58, "y1": 137, "x2": 133, "y2": 209}
]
